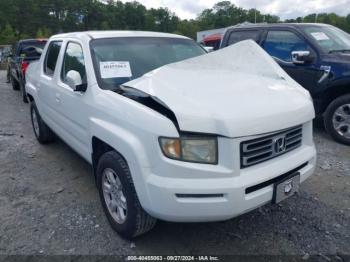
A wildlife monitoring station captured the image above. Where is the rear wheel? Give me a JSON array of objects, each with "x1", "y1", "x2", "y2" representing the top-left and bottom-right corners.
[
  {"x1": 11, "y1": 75, "x2": 20, "y2": 90},
  {"x1": 96, "y1": 151, "x2": 156, "y2": 239},
  {"x1": 30, "y1": 102, "x2": 55, "y2": 144},
  {"x1": 324, "y1": 94, "x2": 350, "y2": 145}
]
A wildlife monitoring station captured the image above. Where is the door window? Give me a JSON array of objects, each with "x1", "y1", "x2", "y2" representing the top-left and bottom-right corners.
[
  {"x1": 61, "y1": 42, "x2": 86, "y2": 84},
  {"x1": 227, "y1": 30, "x2": 260, "y2": 45},
  {"x1": 263, "y1": 31, "x2": 311, "y2": 62},
  {"x1": 44, "y1": 41, "x2": 62, "y2": 76}
]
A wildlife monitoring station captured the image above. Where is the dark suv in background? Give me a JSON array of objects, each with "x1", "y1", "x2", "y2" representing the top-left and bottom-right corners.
[
  {"x1": 8, "y1": 39, "x2": 47, "y2": 103},
  {"x1": 221, "y1": 23, "x2": 350, "y2": 145}
]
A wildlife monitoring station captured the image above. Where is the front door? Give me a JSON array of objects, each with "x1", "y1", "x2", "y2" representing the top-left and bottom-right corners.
[
  {"x1": 53, "y1": 41, "x2": 90, "y2": 160},
  {"x1": 262, "y1": 29, "x2": 322, "y2": 94}
]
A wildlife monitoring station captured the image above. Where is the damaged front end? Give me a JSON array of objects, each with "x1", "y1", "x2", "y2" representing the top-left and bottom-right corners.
[
  {"x1": 116, "y1": 40, "x2": 314, "y2": 138},
  {"x1": 116, "y1": 86, "x2": 180, "y2": 131}
]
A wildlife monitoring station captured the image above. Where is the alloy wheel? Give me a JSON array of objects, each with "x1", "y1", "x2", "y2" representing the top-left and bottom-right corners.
[
  {"x1": 332, "y1": 104, "x2": 350, "y2": 139},
  {"x1": 102, "y1": 168, "x2": 127, "y2": 224}
]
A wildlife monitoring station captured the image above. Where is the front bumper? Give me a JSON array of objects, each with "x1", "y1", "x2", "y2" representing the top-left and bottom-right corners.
[
  {"x1": 135, "y1": 122, "x2": 316, "y2": 222},
  {"x1": 142, "y1": 144, "x2": 316, "y2": 222}
]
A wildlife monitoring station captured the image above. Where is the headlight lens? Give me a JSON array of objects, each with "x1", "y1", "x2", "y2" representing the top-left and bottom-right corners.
[{"x1": 159, "y1": 136, "x2": 218, "y2": 164}]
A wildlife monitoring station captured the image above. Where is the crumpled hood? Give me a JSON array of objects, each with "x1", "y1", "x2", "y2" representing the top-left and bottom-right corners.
[{"x1": 124, "y1": 40, "x2": 315, "y2": 137}]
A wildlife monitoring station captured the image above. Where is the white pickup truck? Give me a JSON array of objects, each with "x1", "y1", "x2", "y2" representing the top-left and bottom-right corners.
[{"x1": 25, "y1": 31, "x2": 316, "y2": 238}]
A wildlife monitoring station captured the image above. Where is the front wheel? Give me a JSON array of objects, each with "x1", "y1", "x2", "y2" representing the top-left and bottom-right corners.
[
  {"x1": 324, "y1": 94, "x2": 350, "y2": 145},
  {"x1": 96, "y1": 151, "x2": 156, "y2": 239}
]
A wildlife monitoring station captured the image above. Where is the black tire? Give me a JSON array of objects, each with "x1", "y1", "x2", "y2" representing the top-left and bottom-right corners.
[
  {"x1": 21, "y1": 80, "x2": 29, "y2": 103},
  {"x1": 11, "y1": 75, "x2": 20, "y2": 90},
  {"x1": 96, "y1": 151, "x2": 156, "y2": 239},
  {"x1": 324, "y1": 94, "x2": 350, "y2": 145},
  {"x1": 30, "y1": 102, "x2": 55, "y2": 144}
]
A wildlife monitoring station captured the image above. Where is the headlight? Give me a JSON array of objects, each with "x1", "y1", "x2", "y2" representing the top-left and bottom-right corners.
[{"x1": 159, "y1": 136, "x2": 218, "y2": 164}]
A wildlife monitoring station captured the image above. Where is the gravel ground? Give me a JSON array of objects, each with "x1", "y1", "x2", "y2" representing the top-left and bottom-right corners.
[{"x1": 0, "y1": 71, "x2": 349, "y2": 258}]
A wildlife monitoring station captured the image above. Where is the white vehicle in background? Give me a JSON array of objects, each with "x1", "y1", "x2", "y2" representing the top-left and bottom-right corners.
[{"x1": 25, "y1": 31, "x2": 316, "y2": 238}]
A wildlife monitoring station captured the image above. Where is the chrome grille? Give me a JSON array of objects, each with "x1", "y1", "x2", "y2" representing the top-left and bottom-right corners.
[{"x1": 240, "y1": 126, "x2": 303, "y2": 168}]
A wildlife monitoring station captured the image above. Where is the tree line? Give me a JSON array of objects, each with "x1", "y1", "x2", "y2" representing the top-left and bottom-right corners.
[{"x1": 0, "y1": 0, "x2": 350, "y2": 44}]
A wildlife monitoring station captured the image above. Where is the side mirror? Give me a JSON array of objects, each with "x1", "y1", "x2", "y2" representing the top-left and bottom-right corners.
[
  {"x1": 66, "y1": 70, "x2": 86, "y2": 92},
  {"x1": 291, "y1": 51, "x2": 312, "y2": 64},
  {"x1": 35, "y1": 47, "x2": 43, "y2": 55},
  {"x1": 203, "y1": 46, "x2": 214, "y2": 53}
]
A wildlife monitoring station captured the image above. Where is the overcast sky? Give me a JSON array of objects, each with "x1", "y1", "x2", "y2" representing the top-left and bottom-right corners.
[{"x1": 120, "y1": 0, "x2": 350, "y2": 20}]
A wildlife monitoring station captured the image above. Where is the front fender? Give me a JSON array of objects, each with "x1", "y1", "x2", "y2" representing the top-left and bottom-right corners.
[
  {"x1": 89, "y1": 117, "x2": 153, "y2": 168},
  {"x1": 89, "y1": 117, "x2": 160, "y2": 211}
]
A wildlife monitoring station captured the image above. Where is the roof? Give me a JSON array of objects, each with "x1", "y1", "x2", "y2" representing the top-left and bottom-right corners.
[
  {"x1": 51, "y1": 31, "x2": 189, "y2": 40},
  {"x1": 18, "y1": 39, "x2": 48, "y2": 43},
  {"x1": 226, "y1": 23, "x2": 331, "y2": 31},
  {"x1": 203, "y1": 33, "x2": 223, "y2": 42}
]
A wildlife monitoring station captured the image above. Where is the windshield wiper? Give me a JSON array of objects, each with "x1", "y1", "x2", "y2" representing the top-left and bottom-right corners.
[{"x1": 329, "y1": 49, "x2": 350, "y2": 54}]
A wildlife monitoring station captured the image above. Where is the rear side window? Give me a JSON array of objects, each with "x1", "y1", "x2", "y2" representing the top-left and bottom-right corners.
[
  {"x1": 44, "y1": 41, "x2": 62, "y2": 76},
  {"x1": 61, "y1": 42, "x2": 86, "y2": 84},
  {"x1": 227, "y1": 30, "x2": 260, "y2": 45},
  {"x1": 263, "y1": 31, "x2": 311, "y2": 62}
]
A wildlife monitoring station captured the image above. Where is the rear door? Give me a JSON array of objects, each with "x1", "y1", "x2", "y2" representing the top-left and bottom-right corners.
[
  {"x1": 261, "y1": 29, "x2": 322, "y2": 92},
  {"x1": 222, "y1": 29, "x2": 262, "y2": 47},
  {"x1": 38, "y1": 40, "x2": 63, "y2": 124}
]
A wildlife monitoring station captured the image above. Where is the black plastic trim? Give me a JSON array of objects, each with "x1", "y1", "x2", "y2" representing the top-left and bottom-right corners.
[
  {"x1": 245, "y1": 162, "x2": 308, "y2": 194},
  {"x1": 176, "y1": 194, "x2": 224, "y2": 198}
]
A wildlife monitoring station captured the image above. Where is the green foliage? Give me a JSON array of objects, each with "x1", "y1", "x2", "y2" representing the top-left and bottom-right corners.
[
  {"x1": 176, "y1": 20, "x2": 200, "y2": 39},
  {"x1": 36, "y1": 27, "x2": 52, "y2": 38},
  {"x1": 0, "y1": 24, "x2": 17, "y2": 45},
  {"x1": 0, "y1": 0, "x2": 349, "y2": 44},
  {"x1": 197, "y1": 2, "x2": 280, "y2": 29},
  {"x1": 286, "y1": 13, "x2": 350, "y2": 32}
]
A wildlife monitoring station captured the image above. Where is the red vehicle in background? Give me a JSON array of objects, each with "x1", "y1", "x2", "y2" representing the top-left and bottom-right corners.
[
  {"x1": 8, "y1": 39, "x2": 47, "y2": 103},
  {"x1": 202, "y1": 33, "x2": 223, "y2": 50}
]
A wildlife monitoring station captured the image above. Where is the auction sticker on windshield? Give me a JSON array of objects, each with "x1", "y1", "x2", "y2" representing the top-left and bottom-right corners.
[
  {"x1": 100, "y1": 61, "x2": 132, "y2": 79},
  {"x1": 311, "y1": 32, "x2": 330, "y2": 41}
]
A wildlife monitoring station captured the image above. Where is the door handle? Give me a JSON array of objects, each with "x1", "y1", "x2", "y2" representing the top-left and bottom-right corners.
[{"x1": 318, "y1": 65, "x2": 331, "y2": 84}]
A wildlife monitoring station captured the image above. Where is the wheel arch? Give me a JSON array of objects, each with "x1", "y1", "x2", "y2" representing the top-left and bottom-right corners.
[
  {"x1": 320, "y1": 84, "x2": 350, "y2": 114},
  {"x1": 27, "y1": 93, "x2": 34, "y2": 102},
  {"x1": 89, "y1": 121, "x2": 154, "y2": 211},
  {"x1": 92, "y1": 136, "x2": 116, "y2": 174},
  {"x1": 25, "y1": 80, "x2": 38, "y2": 104}
]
